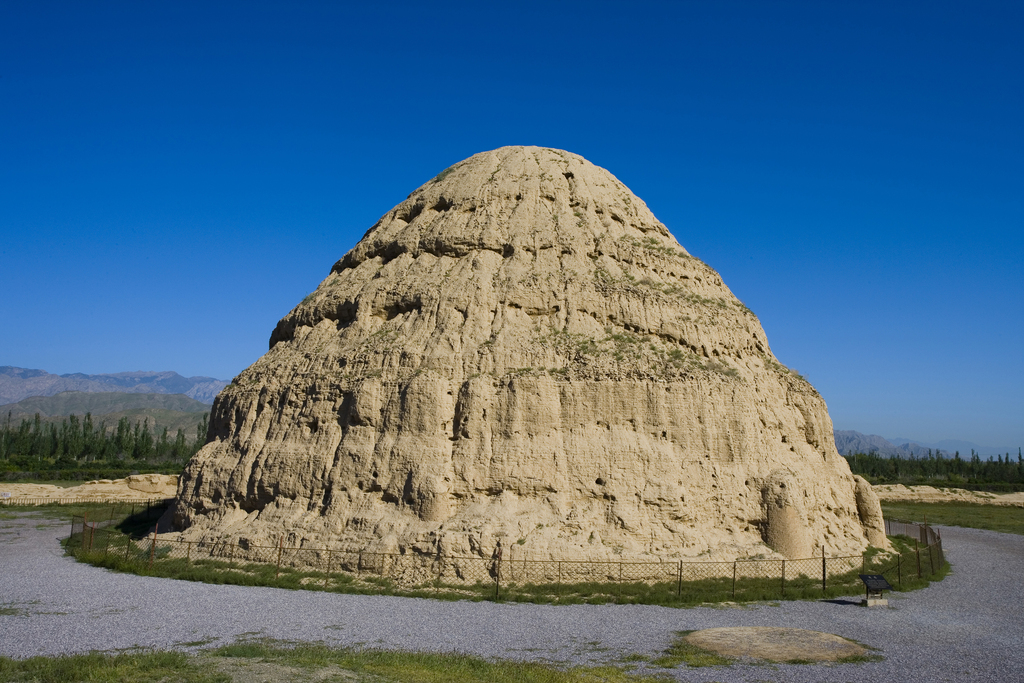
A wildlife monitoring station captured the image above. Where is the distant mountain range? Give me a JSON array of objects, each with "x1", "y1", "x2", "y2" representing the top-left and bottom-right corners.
[
  {"x1": 0, "y1": 366, "x2": 228, "y2": 405},
  {"x1": 834, "y1": 430, "x2": 1017, "y2": 458},
  {"x1": 0, "y1": 391, "x2": 211, "y2": 435}
]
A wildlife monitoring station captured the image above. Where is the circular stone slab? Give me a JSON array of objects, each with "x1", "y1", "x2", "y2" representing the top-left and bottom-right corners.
[{"x1": 684, "y1": 627, "x2": 867, "y2": 662}]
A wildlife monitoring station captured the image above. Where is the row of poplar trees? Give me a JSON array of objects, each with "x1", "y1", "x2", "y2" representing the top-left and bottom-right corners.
[{"x1": 0, "y1": 411, "x2": 209, "y2": 467}]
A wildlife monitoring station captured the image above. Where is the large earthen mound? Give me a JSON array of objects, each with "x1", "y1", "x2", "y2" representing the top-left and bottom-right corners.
[{"x1": 172, "y1": 146, "x2": 887, "y2": 562}]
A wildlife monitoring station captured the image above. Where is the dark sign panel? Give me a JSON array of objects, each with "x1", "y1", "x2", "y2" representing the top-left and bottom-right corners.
[{"x1": 859, "y1": 574, "x2": 893, "y2": 592}]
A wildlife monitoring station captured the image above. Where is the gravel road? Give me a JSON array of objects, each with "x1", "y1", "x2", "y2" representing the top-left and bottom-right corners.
[{"x1": 1, "y1": 513, "x2": 1021, "y2": 682}]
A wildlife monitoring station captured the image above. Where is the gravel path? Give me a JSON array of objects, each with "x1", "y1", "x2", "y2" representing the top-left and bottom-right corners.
[{"x1": 1, "y1": 513, "x2": 1021, "y2": 682}]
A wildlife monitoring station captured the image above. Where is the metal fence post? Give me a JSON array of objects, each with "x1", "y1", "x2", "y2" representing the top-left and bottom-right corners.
[
  {"x1": 781, "y1": 560, "x2": 786, "y2": 596},
  {"x1": 915, "y1": 539, "x2": 921, "y2": 578},
  {"x1": 187, "y1": 541, "x2": 192, "y2": 565},
  {"x1": 68, "y1": 516, "x2": 77, "y2": 550},
  {"x1": 732, "y1": 561, "x2": 737, "y2": 598},
  {"x1": 676, "y1": 560, "x2": 682, "y2": 598},
  {"x1": 275, "y1": 536, "x2": 283, "y2": 580},
  {"x1": 148, "y1": 529, "x2": 156, "y2": 569},
  {"x1": 897, "y1": 552, "x2": 902, "y2": 585},
  {"x1": 821, "y1": 546, "x2": 826, "y2": 592}
]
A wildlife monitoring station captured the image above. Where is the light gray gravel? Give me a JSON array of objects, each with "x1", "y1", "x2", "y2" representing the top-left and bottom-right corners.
[{"x1": 1, "y1": 513, "x2": 1022, "y2": 682}]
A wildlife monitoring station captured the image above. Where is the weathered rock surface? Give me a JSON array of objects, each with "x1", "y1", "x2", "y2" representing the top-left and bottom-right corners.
[{"x1": 172, "y1": 146, "x2": 888, "y2": 562}]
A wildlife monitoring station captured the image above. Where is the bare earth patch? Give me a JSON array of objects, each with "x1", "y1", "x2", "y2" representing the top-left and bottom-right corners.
[
  {"x1": 205, "y1": 656, "x2": 359, "y2": 682},
  {"x1": 874, "y1": 484, "x2": 1024, "y2": 507},
  {"x1": 0, "y1": 474, "x2": 177, "y2": 502},
  {"x1": 683, "y1": 627, "x2": 867, "y2": 662}
]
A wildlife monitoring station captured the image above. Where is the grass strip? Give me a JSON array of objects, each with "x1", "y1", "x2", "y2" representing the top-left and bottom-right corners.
[
  {"x1": 0, "y1": 642, "x2": 669, "y2": 683},
  {"x1": 0, "y1": 650, "x2": 226, "y2": 683},
  {"x1": 881, "y1": 501, "x2": 1024, "y2": 536}
]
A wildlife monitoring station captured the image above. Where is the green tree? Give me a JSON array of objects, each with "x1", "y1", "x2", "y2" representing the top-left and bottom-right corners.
[
  {"x1": 135, "y1": 419, "x2": 154, "y2": 460},
  {"x1": 116, "y1": 417, "x2": 134, "y2": 457}
]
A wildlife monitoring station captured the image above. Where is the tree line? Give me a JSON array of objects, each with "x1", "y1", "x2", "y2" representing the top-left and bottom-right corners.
[
  {"x1": 845, "y1": 448, "x2": 1024, "y2": 491},
  {"x1": 0, "y1": 411, "x2": 209, "y2": 478}
]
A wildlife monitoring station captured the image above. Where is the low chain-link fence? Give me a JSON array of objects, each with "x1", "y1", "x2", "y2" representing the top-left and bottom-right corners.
[
  {"x1": 879, "y1": 517, "x2": 946, "y2": 586},
  {"x1": 0, "y1": 496, "x2": 171, "y2": 507},
  {"x1": 64, "y1": 509, "x2": 946, "y2": 605}
]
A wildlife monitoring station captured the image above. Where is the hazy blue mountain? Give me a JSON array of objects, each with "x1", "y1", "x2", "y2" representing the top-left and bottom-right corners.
[
  {"x1": 836, "y1": 430, "x2": 1017, "y2": 458},
  {"x1": 0, "y1": 366, "x2": 227, "y2": 404},
  {"x1": 0, "y1": 391, "x2": 209, "y2": 417},
  {"x1": 888, "y1": 436, "x2": 1016, "y2": 458},
  {"x1": 833, "y1": 430, "x2": 953, "y2": 458}
]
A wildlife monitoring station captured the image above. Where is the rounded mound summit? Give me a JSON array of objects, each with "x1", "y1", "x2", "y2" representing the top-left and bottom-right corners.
[{"x1": 173, "y1": 146, "x2": 887, "y2": 563}]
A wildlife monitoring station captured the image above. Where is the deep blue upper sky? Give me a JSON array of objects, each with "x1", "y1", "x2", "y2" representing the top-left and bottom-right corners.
[{"x1": 1, "y1": 1, "x2": 1021, "y2": 447}]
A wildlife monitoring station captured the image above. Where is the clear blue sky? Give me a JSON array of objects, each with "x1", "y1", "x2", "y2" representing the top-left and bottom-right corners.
[{"x1": 1, "y1": 1, "x2": 1021, "y2": 448}]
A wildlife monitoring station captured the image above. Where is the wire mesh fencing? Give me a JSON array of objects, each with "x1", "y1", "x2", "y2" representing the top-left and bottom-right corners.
[
  {"x1": 877, "y1": 518, "x2": 946, "y2": 587},
  {"x1": 0, "y1": 496, "x2": 171, "y2": 507},
  {"x1": 64, "y1": 510, "x2": 947, "y2": 605}
]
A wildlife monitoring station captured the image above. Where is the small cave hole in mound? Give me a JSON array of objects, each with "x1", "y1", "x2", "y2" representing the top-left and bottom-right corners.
[
  {"x1": 515, "y1": 193, "x2": 522, "y2": 201},
  {"x1": 432, "y1": 196, "x2": 453, "y2": 212},
  {"x1": 595, "y1": 477, "x2": 605, "y2": 486},
  {"x1": 398, "y1": 202, "x2": 425, "y2": 223},
  {"x1": 372, "y1": 471, "x2": 379, "y2": 479},
  {"x1": 563, "y1": 171, "x2": 574, "y2": 180}
]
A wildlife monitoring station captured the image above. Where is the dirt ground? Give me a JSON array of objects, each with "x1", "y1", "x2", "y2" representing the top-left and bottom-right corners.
[
  {"x1": 873, "y1": 484, "x2": 1024, "y2": 507},
  {"x1": 0, "y1": 474, "x2": 177, "y2": 501}
]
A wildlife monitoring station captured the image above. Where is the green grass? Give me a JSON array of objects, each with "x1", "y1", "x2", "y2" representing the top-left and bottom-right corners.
[
  {"x1": 877, "y1": 535, "x2": 950, "y2": 591},
  {"x1": 210, "y1": 641, "x2": 667, "y2": 682},
  {"x1": 0, "y1": 650, "x2": 226, "y2": 683},
  {"x1": 881, "y1": 501, "x2": 1024, "y2": 535},
  {"x1": 651, "y1": 631, "x2": 731, "y2": 668},
  {"x1": 836, "y1": 653, "x2": 885, "y2": 664},
  {"x1": 0, "y1": 642, "x2": 669, "y2": 683}
]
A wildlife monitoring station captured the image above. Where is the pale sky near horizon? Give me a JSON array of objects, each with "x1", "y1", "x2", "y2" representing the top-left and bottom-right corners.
[{"x1": 1, "y1": 1, "x2": 1021, "y2": 448}]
